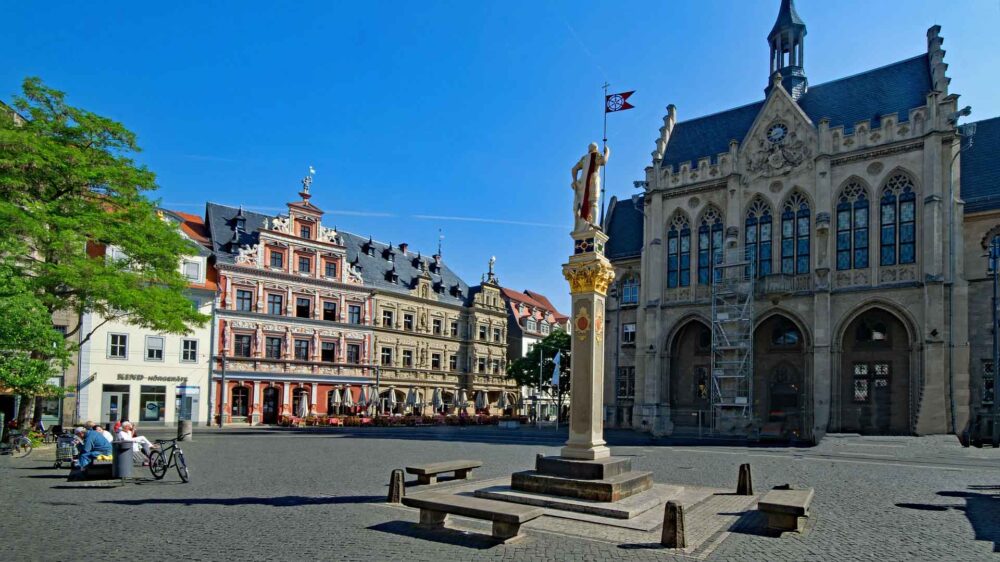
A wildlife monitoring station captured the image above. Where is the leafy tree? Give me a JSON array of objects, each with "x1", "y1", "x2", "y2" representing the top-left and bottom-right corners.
[
  {"x1": 507, "y1": 329, "x2": 570, "y2": 419},
  {"x1": 0, "y1": 268, "x2": 69, "y2": 400},
  {"x1": 0, "y1": 78, "x2": 208, "y2": 426}
]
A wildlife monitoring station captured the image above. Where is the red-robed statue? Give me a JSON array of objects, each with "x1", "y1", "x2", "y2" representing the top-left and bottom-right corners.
[{"x1": 571, "y1": 142, "x2": 611, "y2": 232}]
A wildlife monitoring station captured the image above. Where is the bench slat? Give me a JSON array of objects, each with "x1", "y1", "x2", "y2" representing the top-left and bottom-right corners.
[
  {"x1": 405, "y1": 460, "x2": 482, "y2": 476},
  {"x1": 402, "y1": 493, "x2": 543, "y2": 524}
]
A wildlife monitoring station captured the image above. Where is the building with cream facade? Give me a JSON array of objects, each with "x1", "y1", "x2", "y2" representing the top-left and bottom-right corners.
[
  {"x1": 603, "y1": 0, "x2": 998, "y2": 441},
  {"x1": 76, "y1": 210, "x2": 215, "y2": 426}
]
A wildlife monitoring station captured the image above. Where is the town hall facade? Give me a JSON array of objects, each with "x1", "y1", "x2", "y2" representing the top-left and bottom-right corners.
[{"x1": 603, "y1": 0, "x2": 998, "y2": 441}]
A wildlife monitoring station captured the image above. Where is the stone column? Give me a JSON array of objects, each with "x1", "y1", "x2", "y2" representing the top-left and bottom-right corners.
[{"x1": 561, "y1": 227, "x2": 616, "y2": 460}]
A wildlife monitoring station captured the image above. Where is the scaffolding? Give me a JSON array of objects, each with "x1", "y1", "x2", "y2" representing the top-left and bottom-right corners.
[{"x1": 710, "y1": 247, "x2": 755, "y2": 433}]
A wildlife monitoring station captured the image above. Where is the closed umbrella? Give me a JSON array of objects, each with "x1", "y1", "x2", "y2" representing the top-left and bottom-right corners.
[
  {"x1": 459, "y1": 389, "x2": 468, "y2": 409},
  {"x1": 342, "y1": 385, "x2": 354, "y2": 410},
  {"x1": 405, "y1": 387, "x2": 416, "y2": 413},
  {"x1": 432, "y1": 388, "x2": 444, "y2": 413},
  {"x1": 497, "y1": 392, "x2": 508, "y2": 411},
  {"x1": 330, "y1": 388, "x2": 342, "y2": 415},
  {"x1": 357, "y1": 386, "x2": 368, "y2": 411},
  {"x1": 387, "y1": 388, "x2": 398, "y2": 413},
  {"x1": 297, "y1": 392, "x2": 308, "y2": 417},
  {"x1": 475, "y1": 391, "x2": 487, "y2": 411}
]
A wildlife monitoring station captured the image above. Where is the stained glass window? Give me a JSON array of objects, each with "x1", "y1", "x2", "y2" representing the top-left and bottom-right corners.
[
  {"x1": 836, "y1": 181, "x2": 869, "y2": 270},
  {"x1": 667, "y1": 213, "x2": 691, "y2": 288},
  {"x1": 781, "y1": 193, "x2": 810, "y2": 275},
  {"x1": 745, "y1": 198, "x2": 772, "y2": 278},
  {"x1": 698, "y1": 208, "x2": 724, "y2": 284},
  {"x1": 880, "y1": 174, "x2": 917, "y2": 266}
]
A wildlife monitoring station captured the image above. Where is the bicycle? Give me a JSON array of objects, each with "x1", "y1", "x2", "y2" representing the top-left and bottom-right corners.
[
  {"x1": 148, "y1": 434, "x2": 189, "y2": 483},
  {"x1": 3, "y1": 430, "x2": 33, "y2": 458}
]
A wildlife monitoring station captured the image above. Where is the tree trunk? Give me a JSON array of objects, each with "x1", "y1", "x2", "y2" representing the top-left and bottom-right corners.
[{"x1": 16, "y1": 394, "x2": 34, "y2": 430}]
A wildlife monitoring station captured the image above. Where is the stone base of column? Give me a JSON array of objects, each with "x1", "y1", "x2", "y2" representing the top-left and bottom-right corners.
[
  {"x1": 559, "y1": 443, "x2": 611, "y2": 460},
  {"x1": 510, "y1": 454, "x2": 653, "y2": 502}
]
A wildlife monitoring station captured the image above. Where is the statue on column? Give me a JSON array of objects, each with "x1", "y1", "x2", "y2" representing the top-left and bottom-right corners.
[{"x1": 571, "y1": 143, "x2": 611, "y2": 233}]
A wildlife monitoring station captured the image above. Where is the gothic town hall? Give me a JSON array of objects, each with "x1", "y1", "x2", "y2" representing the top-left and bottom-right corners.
[{"x1": 603, "y1": 0, "x2": 999, "y2": 441}]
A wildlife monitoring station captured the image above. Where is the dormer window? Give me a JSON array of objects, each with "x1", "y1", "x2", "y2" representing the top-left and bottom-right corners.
[
  {"x1": 236, "y1": 218, "x2": 246, "y2": 231},
  {"x1": 300, "y1": 225, "x2": 312, "y2": 239},
  {"x1": 386, "y1": 267, "x2": 399, "y2": 283}
]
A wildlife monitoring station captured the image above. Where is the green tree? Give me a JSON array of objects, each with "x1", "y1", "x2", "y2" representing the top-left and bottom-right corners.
[
  {"x1": 0, "y1": 268, "x2": 69, "y2": 400},
  {"x1": 507, "y1": 329, "x2": 570, "y2": 419},
  {"x1": 0, "y1": 78, "x2": 208, "y2": 426}
]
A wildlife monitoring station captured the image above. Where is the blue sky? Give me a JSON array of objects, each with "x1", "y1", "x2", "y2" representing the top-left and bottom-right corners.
[{"x1": 4, "y1": 1, "x2": 998, "y2": 312}]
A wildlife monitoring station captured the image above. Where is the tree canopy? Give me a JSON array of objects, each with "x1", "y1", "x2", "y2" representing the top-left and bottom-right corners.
[
  {"x1": 507, "y1": 329, "x2": 571, "y2": 396},
  {"x1": 0, "y1": 77, "x2": 208, "y2": 419}
]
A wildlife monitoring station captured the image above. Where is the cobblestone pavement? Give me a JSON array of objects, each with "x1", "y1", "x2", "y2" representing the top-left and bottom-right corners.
[{"x1": 1, "y1": 427, "x2": 997, "y2": 561}]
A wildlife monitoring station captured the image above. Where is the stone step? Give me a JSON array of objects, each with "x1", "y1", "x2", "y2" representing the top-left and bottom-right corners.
[
  {"x1": 474, "y1": 482, "x2": 683, "y2": 520},
  {"x1": 511, "y1": 469, "x2": 653, "y2": 502},
  {"x1": 535, "y1": 455, "x2": 633, "y2": 480}
]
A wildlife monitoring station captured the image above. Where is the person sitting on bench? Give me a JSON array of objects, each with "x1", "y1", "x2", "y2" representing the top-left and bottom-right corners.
[
  {"x1": 75, "y1": 425, "x2": 112, "y2": 469},
  {"x1": 117, "y1": 421, "x2": 153, "y2": 457}
]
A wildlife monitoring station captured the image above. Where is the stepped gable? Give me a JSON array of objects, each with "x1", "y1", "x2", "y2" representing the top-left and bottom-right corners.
[
  {"x1": 659, "y1": 54, "x2": 932, "y2": 171},
  {"x1": 604, "y1": 196, "x2": 644, "y2": 261},
  {"x1": 339, "y1": 231, "x2": 472, "y2": 306},
  {"x1": 962, "y1": 116, "x2": 1000, "y2": 213}
]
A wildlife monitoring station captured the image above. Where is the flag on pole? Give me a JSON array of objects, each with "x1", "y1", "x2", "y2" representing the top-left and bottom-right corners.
[
  {"x1": 605, "y1": 91, "x2": 635, "y2": 113},
  {"x1": 551, "y1": 352, "x2": 561, "y2": 386}
]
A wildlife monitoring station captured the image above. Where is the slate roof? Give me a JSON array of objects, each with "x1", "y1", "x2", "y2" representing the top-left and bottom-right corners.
[
  {"x1": 770, "y1": 0, "x2": 806, "y2": 38},
  {"x1": 340, "y1": 231, "x2": 473, "y2": 306},
  {"x1": 604, "y1": 195, "x2": 644, "y2": 261},
  {"x1": 660, "y1": 54, "x2": 932, "y2": 171},
  {"x1": 962, "y1": 116, "x2": 1000, "y2": 214},
  {"x1": 204, "y1": 202, "x2": 478, "y2": 306}
]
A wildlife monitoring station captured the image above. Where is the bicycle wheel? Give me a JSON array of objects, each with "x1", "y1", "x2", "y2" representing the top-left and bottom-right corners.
[
  {"x1": 14, "y1": 437, "x2": 32, "y2": 458},
  {"x1": 175, "y1": 450, "x2": 189, "y2": 483},
  {"x1": 149, "y1": 450, "x2": 167, "y2": 480}
]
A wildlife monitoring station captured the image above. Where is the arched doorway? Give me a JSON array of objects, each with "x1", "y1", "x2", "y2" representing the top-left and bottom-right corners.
[
  {"x1": 262, "y1": 387, "x2": 279, "y2": 424},
  {"x1": 669, "y1": 319, "x2": 712, "y2": 429},
  {"x1": 753, "y1": 315, "x2": 807, "y2": 439},
  {"x1": 839, "y1": 308, "x2": 911, "y2": 434}
]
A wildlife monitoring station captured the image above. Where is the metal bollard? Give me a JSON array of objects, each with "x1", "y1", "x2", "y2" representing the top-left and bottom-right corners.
[
  {"x1": 387, "y1": 469, "x2": 405, "y2": 503},
  {"x1": 737, "y1": 463, "x2": 753, "y2": 495},
  {"x1": 661, "y1": 500, "x2": 686, "y2": 548}
]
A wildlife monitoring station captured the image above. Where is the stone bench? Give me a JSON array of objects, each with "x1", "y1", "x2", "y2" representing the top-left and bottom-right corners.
[
  {"x1": 406, "y1": 460, "x2": 482, "y2": 485},
  {"x1": 402, "y1": 493, "x2": 543, "y2": 540},
  {"x1": 758, "y1": 487, "x2": 814, "y2": 532}
]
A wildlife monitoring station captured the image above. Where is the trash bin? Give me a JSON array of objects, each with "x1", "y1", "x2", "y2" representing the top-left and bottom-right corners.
[
  {"x1": 111, "y1": 440, "x2": 133, "y2": 479},
  {"x1": 177, "y1": 420, "x2": 192, "y2": 442}
]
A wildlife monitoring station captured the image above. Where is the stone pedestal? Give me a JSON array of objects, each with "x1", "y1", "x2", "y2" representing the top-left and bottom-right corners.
[
  {"x1": 511, "y1": 455, "x2": 652, "y2": 502},
  {"x1": 560, "y1": 227, "x2": 615, "y2": 460}
]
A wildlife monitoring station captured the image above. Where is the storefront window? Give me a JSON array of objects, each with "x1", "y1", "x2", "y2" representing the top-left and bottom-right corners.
[{"x1": 140, "y1": 385, "x2": 167, "y2": 422}]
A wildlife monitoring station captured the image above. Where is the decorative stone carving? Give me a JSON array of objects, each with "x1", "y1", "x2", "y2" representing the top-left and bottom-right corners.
[
  {"x1": 867, "y1": 161, "x2": 884, "y2": 176},
  {"x1": 235, "y1": 243, "x2": 259, "y2": 266},
  {"x1": 270, "y1": 216, "x2": 290, "y2": 233},
  {"x1": 745, "y1": 129, "x2": 812, "y2": 181},
  {"x1": 571, "y1": 143, "x2": 611, "y2": 233},
  {"x1": 687, "y1": 196, "x2": 700, "y2": 208},
  {"x1": 318, "y1": 225, "x2": 341, "y2": 244},
  {"x1": 563, "y1": 260, "x2": 615, "y2": 295}
]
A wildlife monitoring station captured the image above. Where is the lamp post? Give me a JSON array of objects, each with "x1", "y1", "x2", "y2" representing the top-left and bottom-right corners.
[
  {"x1": 991, "y1": 236, "x2": 1000, "y2": 446},
  {"x1": 218, "y1": 352, "x2": 227, "y2": 428},
  {"x1": 946, "y1": 108, "x2": 973, "y2": 434}
]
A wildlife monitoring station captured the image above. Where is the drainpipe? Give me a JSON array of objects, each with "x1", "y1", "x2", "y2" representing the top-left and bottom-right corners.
[
  {"x1": 207, "y1": 296, "x2": 218, "y2": 427},
  {"x1": 946, "y1": 107, "x2": 973, "y2": 434}
]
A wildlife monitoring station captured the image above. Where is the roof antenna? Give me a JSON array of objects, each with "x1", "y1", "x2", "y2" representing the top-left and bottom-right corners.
[{"x1": 437, "y1": 228, "x2": 444, "y2": 256}]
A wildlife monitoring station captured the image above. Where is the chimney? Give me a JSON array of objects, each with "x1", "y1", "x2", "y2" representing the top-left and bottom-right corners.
[{"x1": 399, "y1": 242, "x2": 408, "y2": 255}]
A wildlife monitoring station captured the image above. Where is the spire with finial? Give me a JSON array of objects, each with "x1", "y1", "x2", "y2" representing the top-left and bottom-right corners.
[
  {"x1": 484, "y1": 255, "x2": 499, "y2": 285},
  {"x1": 766, "y1": 0, "x2": 807, "y2": 99}
]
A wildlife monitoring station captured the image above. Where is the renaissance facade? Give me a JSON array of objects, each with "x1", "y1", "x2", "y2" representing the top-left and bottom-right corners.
[
  {"x1": 603, "y1": 0, "x2": 998, "y2": 440},
  {"x1": 206, "y1": 182, "x2": 516, "y2": 423}
]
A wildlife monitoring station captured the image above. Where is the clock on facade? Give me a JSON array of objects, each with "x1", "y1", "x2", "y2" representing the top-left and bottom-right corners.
[{"x1": 767, "y1": 123, "x2": 788, "y2": 144}]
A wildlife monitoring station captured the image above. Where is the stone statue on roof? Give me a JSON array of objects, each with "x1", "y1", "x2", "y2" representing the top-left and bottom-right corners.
[{"x1": 571, "y1": 142, "x2": 610, "y2": 233}]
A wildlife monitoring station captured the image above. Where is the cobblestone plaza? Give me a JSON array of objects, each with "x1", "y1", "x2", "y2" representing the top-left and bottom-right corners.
[{"x1": 1, "y1": 427, "x2": 997, "y2": 561}]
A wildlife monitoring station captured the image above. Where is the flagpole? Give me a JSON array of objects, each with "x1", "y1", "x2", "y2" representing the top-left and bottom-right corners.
[{"x1": 599, "y1": 82, "x2": 609, "y2": 227}]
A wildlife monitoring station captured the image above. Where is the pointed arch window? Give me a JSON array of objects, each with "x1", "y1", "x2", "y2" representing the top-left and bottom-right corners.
[
  {"x1": 745, "y1": 198, "x2": 773, "y2": 278},
  {"x1": 781, "y1": 193, "x2": 810, "y2": 275},
  {"x1": 879, "y1": 173, "x2": 916, "y2": 266},
  {"x1": 667, "y1": 214, "x2": 691, "y2": 288},
  {"x1": 697, "y1": 208, "x2": 724, "y2": 284},
  {"x1": 837, "y1": 181, "x2": 869, "y2": 270}
]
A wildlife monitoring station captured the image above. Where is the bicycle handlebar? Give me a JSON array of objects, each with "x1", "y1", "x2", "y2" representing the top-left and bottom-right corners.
[{"x1": 154, "y1": 433, "x2": 191, "y2": 444}]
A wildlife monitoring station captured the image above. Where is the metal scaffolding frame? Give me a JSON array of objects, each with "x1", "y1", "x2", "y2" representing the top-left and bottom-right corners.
[{"x1": 710, "y1": 247, "x2": 755, "y2": 432}]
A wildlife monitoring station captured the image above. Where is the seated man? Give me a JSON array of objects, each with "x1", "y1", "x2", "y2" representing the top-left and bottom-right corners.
[
  {"x1": 117, "y1": 421, "x2": 153, "y2": 457},
  {"x1": 75, "y1": 425, "x2": 112, "y2": 470}
]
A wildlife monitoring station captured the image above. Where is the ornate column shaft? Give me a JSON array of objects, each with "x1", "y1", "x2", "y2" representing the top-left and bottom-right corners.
[{"x1": 561, "y1": 228, "x2": 616, "y2": 460}]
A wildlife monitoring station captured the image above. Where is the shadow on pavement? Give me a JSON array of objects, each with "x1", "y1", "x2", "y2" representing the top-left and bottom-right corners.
[
  {"x1": 367, "y1": 520, "x2": 504, "y2": 549},
  {"x1": 939, "y1": 488, "x2": 1000, "y2": 552},
  {"x1": 100, "y1": 494, "x2": 384, "y2": 507}
]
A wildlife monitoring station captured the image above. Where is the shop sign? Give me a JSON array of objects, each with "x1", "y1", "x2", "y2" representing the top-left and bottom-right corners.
[{"x1": 117, "y1": 374, "x2": 188, "y2": 383}]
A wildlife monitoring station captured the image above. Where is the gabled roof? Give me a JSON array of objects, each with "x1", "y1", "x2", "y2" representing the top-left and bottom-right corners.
[
  {"x1": 962, "y1": 116, "x2": 1000, "y2": 214},
  {"x1": 501, "y1": 287, "x2": 568, "y2": 322},
  {"x1": 604, "y1": 195, "x2": 644, "y2": 261},
  {"x1": 660, "y1": 54, "x2": 932, "y2": 171}
]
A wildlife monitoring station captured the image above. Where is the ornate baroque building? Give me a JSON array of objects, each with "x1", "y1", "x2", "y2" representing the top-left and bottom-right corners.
[
  {"x1": 604, "y1": 0, "x2": 998, "y2": 440},
  {"x1": 206, "y1": 182, "x2": 517, "y2": 423}
]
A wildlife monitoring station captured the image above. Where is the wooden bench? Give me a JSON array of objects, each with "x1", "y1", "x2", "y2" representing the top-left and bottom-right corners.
[
  {"x1": 402, "y1": 493, "x2": 543, "y2": 540},
  {"x1": 406, "y1": 460, "x2": 482, "y2": 485},
  {"x1": 758, "y1": 487, "x2": 814, "y2": 532}
]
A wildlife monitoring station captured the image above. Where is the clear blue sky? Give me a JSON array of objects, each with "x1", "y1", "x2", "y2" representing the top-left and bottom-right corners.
[{"x1": 4, "y1": 1, "x2": 998, "y2": 312}]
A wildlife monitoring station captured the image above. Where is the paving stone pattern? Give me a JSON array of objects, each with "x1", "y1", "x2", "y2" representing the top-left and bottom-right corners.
[{"x1": 0, "y1": 427, "x2": 997, "y2": 561}]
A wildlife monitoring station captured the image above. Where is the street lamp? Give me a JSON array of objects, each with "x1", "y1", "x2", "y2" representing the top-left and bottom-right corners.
[{"x1": 989, "y1": 236, "x2": 1000, "y2": 446}]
